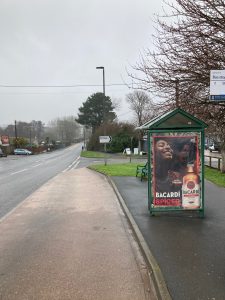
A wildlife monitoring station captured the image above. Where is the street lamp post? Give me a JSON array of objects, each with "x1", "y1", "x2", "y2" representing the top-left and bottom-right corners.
[
  {"x1": 29, "y1": 127, "x2": 32, "y2": 146},
  {"x1": 96, "y1": 66, "x2": 107, "y2": 165},
  {"x1": 96, "y1": 66, "x2": 105, "y2": 96}
]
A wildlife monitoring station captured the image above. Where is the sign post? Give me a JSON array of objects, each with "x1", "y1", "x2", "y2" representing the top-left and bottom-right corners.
[{"x1": 99, "y1": 136, "x2": 112, "y2": 166}]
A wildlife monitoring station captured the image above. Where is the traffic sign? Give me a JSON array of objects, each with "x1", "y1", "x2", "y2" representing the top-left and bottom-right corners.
[
  {"x1": 210, "y1": 70, "x2": 225, "y2": 101},
  {"x1": 99, "y1": 136, "x2": 112, "y2": 143}
]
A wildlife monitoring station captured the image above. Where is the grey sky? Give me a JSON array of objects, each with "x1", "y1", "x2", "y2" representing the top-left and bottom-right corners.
[{"x1": 0, "y1": 0, "x2": 164, "y2": 126}]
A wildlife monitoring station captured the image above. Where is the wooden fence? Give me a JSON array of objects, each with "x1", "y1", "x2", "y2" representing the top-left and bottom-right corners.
[{"x1": 205, "y1": 155, "x2": 222, "y2": 170}]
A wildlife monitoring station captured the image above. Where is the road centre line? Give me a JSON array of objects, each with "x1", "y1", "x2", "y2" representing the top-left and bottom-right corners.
[{"x1": 31, "y1": 164, "x2": 42, "y2": 168}]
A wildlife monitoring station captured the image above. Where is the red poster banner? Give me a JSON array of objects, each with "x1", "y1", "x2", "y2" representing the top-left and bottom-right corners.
[{"x1": 152, "y1": 135, "x2": 201, "y2": 209}]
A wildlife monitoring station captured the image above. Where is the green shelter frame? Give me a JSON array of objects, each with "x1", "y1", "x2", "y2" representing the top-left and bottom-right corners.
[{"x1": 137, "y1": 108, "x2": 208, "y2": 217}]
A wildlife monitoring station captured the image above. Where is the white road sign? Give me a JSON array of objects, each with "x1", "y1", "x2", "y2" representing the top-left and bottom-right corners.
[
  {"x1": 99, "y1": 136, "x2": 112, "y2": 143},
  {"x1": 210, "y1": 70, "x2": 225, "y2": 101}
]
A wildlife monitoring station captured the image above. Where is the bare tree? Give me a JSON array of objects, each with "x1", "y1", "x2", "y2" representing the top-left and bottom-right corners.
[
  {"x1": 130, "y1": 0, "x2": 225, "y2": 171},
  {"x1": 126, "y1": 90, "x2": 155, "y2": 152},
  {"x1": 126, "y1": 90, "x2": 154, "y2": 126},
  {"x1": 46, "y1": 116, "x2": 80, "y2": 145}
]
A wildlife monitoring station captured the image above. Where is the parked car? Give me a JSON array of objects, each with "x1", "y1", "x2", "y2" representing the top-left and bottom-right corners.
[
  {"x1": 14, "y1": 148, "x2": 32, "y2": 155},
  {"x1": 208, "y1": 142, "x2": 220, "y2": 152},
  {"x1": 0, "y1": 148, "x2": 7, "y2": 157},
  {"x1": 204, "y1": 143, "x2": 209, "y2": 150}
]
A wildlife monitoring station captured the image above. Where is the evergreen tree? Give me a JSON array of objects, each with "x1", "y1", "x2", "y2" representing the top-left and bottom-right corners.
[{"x1": 76, "y1": 92, "x2": 116, "y2": 131}]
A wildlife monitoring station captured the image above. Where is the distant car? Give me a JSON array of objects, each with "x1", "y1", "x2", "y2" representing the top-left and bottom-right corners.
[
  {"x1": 14, "y1": 148, "x2": 32, "y2": 155},
  {"x1": 208, "y1": 143, "x2": 220, "y2": 152},
  {"x1": 0, "y1": 148, "x2": 7, "y2": 157}
]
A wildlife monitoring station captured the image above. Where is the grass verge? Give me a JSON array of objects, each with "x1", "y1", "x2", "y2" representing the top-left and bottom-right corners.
[
  {"x1": 89, "y1": 162, "x2": 141, "y2": 176},
  {"x1": 205, "y1": 166, "x2": 225, "y2": 187},
  {"x1": 89, "y1": 163, "x2": 225, "y2": 188},
  {"x1": 80, "y1": 151, "x2": 108, "y2": 158}
]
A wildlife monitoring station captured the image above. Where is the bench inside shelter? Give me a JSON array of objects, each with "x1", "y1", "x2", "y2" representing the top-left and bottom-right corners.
[{"x1": 136, "y1": 162, "x2": 148, "y2": 181}]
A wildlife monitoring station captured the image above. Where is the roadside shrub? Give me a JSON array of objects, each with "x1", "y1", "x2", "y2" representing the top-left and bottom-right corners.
[{"x1": 87, "y1": 122, "x2": 138, "y2": 153}]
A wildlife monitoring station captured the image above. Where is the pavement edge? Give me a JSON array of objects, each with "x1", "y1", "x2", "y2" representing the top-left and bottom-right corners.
[{"x1": 107, "y1": 176, "x2": 172, "y2": 300}]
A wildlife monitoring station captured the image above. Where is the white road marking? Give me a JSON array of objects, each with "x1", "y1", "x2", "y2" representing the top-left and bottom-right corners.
[
  {"x1": 73, "y1": 161, "x2": 80, "y2": 169},
  {"x1": 63, "y1": 156, "x2": 80, "y2": 172},
  {"x1": 11, "y1": 169, "x2": 28, "y2": 175},
  {"x1": 31, "y1": 164, "x2": 42, "y2": 168}
]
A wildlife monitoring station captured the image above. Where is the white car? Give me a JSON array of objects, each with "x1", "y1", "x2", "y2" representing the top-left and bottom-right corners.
[
  {"x1": 208, "y1": 143, "x2": 220, "y2": 152},
  {"x1": 14, "y1": 148, "x2": 33, "y2": 155}
]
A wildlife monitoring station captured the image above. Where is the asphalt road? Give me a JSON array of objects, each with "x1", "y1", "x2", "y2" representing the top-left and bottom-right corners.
[
  {"x1": 0, "y1": 144, "x2": 82, "y2": 219},
  {"x1": 113, "y1": 176, "x2": 225, "y2": 299}
]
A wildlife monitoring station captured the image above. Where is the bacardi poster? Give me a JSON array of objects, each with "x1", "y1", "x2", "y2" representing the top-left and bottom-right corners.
[
  {"x1": 152, "y1": 135, "x2": 201, "y2": 209},
  {"x1": 1, "y1": 135, "x2": 9, "y2": 146}
]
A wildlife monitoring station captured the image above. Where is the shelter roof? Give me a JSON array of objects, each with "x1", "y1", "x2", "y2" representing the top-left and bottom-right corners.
[{"x1": 137, "y1": 108, "x2": 208, "y2": 130}]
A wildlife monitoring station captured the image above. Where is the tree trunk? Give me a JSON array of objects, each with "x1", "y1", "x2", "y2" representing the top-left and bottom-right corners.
[
  {"x1": 138, "y1": 139, "x2": 141, "y2": 153},
  {"x1": 220, "y1": 149, "x2": 225, "y2": 173}
]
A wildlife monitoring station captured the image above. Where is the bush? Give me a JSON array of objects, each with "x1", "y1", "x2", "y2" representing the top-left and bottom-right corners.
[{"x1": 87, "y1": 122, "x2": 138, "y2": 153}]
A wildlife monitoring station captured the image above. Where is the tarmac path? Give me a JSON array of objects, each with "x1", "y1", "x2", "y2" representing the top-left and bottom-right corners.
[{"x1": 113, "y1": 176, "x2": 225, "y2": 300}]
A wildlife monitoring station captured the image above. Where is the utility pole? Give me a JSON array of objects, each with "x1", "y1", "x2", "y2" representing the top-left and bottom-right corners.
[
  {"x1": 14, "y1": 120, "x2": 18, "y2": 148},
  {"x1": 29, "y1": 127, "x2": 32, "y2": 146}
]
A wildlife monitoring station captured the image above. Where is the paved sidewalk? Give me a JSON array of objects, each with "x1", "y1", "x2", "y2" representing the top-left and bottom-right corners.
[{"x1": 0, "y1": 168, "x2": 157, "y2": 300}]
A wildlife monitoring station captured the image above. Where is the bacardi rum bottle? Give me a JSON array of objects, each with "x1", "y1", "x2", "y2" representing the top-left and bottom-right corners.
[{"x1": 182, "y1": 165, "x2": 200, "y2": 209}]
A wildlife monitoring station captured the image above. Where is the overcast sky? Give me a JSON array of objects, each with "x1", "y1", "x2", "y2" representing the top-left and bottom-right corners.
[{"x1": 0, "y1": 0, "x2": 165, "y2": 127}]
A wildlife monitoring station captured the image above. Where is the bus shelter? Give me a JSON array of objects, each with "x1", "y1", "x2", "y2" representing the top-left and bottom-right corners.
[{"x1": 138, "y1": 108, "x2": 208, "y2": 217}]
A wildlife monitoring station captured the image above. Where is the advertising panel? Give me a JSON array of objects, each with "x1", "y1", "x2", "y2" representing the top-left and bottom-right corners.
[
  {"x1": 1, "y1": 135, "x2": 9, "y2": 145},
  {"x1": 152, "y1": 135, "x2": 201, "y2": 209}
]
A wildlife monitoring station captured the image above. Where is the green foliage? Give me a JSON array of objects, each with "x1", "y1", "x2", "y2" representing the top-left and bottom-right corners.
[
  {"x1": 76, "y1": 92, "x2": 116, "y2": 130},
  {"x1": 109, "y1": 134, "x2": 136, "y2": 153},
  {"x1": 13, "y1": 137, "x2": 28, "y2": 147},
  {"x1": 87, "y1": 121, "x2": 138, "y2": 153}
]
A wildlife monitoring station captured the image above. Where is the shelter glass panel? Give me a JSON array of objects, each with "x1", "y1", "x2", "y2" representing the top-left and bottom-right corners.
[{"x1": 150, "y1": 132, "x2": 202, "y2": 210}]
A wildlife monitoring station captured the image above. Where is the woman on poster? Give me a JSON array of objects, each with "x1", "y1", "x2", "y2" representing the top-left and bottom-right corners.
[
  {"x1": 153, "y1": 137, "x2": 193, "y2": 206},
  {"x1": 154, "y1": 138, "x2": 177, "y2": 193}
]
